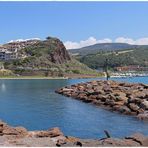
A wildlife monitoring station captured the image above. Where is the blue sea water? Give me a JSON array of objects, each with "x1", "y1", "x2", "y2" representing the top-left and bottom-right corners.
[{"x1": 0, "y1": 77, "x2": 148, "y2": 138}]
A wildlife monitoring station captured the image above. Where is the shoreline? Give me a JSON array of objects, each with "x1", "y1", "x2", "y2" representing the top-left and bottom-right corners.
[
  {"x1": 0, "y1": 74, "x2": 147, "y2": 80},
  {"x1": 0, "y1": 74, "x2": 102, "y2": 80},
  {"x1": 0, "y1": 76, "x2": 102, "y2": 80},
  {"x1": 0, "y1": 76, "x2": 69, "y2": 80}
]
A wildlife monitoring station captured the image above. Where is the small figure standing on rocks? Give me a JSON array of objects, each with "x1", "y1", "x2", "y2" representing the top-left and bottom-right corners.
[{"x1": 104, "y1": 58, "x2": 110, "y2": 81}]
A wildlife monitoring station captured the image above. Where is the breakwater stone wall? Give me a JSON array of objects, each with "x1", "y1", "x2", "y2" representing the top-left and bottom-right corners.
[
  {"x1": 0, "y1": 120, "x2": 148, "y2": 146},
  {"x1": 56, "y1": 80, "x2": 148, "y2": 120}
]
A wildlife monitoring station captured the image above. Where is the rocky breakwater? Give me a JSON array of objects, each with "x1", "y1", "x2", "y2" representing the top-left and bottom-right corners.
[
  {"x1": 0, "y1": 120, "x2": 148, "y2": 146},
  {"x1": 0, "y1": 120, "x2": 65, "y2": 146},
  {"x1": 56, "y1": 80, "x2": 148, "y2": 120}
]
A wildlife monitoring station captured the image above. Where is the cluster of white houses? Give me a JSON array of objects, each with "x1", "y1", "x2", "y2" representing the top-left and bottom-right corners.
[
  {"x1": 0, "y1": 48, "x2": 18, "y2": 60},
  {"x1": 0, "y1": 39, "x2": 39, "y2": 61}
]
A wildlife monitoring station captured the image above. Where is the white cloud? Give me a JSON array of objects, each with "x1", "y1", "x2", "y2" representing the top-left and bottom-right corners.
[
  {"x1": 64, "y1": 37, "x2": 112, "y2": 49},
  {"x1": 115, "y1": 37, "x2": 148, "y2": 45},
  {"x1": 8, "y1": 38, "x2": 40, "y2": 43},
  {"x1": 135, "y1": 38, "x2": 148, "y2": 45},
  {"x1": 64, "y1": 36, "x2": 148, "y2": 49},
  {"x1": 115, "y1": 37, "x2": 135, "y2": 45}
]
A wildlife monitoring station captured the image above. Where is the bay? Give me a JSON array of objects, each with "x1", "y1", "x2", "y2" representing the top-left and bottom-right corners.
[{"x1": 0, "y1": 77, "x2": 148, "y2": 138}]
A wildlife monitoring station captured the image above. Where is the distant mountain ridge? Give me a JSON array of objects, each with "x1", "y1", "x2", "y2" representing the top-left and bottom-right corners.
[{"x1": 69, "y1": 43, "x2": 148, "y2": 56}]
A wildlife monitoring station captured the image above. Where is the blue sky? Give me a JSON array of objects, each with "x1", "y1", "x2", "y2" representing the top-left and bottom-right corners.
[{"x1": 1, "y1": 2, "x2": 148, "y2": 48}]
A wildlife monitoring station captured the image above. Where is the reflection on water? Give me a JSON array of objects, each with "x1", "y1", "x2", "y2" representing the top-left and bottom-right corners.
[
  {"x1": 0, "y1": 77, "x2": 148, "y2": 138},
  {"x1": 0, "y1": 82, "x2": 6, "y2": 92}
]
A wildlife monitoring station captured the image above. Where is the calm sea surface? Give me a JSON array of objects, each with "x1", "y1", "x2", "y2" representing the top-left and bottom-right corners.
[{"x1": 0, "y1": 77, "x2": 148, "y2": 138}]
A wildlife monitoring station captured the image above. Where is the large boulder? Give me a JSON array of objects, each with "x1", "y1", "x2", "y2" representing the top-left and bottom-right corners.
[
  {"x1": 134, "y1": 92, "x2": 146, "y2": 99},
  {"x1": 3, "y1": 126, "x2": 28, "y2": 137},
  {"x1": 125, "y1": 133, "x2": 148, "y2": 146},
  {"x1": 100, "y1": 138, "x2": 140, "y2": 146},
  {"x1": 142, "y1": 138, "x2": 148, "y2": 146},
  {"x1": 34, "y1": 127, "x2": 63, "y2": 138},
  {"x1": 0, "y1": 121, "x2": 28, "y2": 138},
  {"x1": 0, "y1": 121, "x2": 6, "y2": 136},
  {"x1": 128, "y1": 103, "x2": 139, "y2": 112}
]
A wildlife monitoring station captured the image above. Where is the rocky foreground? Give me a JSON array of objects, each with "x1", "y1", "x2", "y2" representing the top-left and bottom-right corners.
[
  {"x1": 0, "y1": 120, "x2": 148, "y2": 146},
  {"x1": 56, "y1": 80, "x2": 148, "y2": 120}
]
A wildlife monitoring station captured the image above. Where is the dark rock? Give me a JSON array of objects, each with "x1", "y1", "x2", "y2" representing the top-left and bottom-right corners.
[
  {"x1": 143, "y1": 84, "x2": 148, "y2": 89},
  {"x1": 127, "y1": 97, "x2": 142, "y2": 106},
  {"x1": 118, "y1": 106, "x2": 131, "y2": 114},
  {"x1": 99, "y1": 95, "x2": 108, "y2": 102},
  {"x1": 56, "y1": 139, "x2": 66, "y2": 147},
  {"x1": 104, "y1": 99, "x2": 115, "y2": 106},
  {"x1": 137, "y1": 108, "x2": 145, "y2": 114},
  {"x1": 74, "y1": 141, "x2": 83, "y2": 146},
  {"x1": 140, "y1": 100, "x2": 148, "y2": 110},
  {"x1": 83, "y1": 98, "x2": 92, "y2": 103}
]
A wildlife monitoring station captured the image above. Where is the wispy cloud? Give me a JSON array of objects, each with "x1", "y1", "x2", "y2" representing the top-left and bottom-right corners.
[
  {"x1": 8, "y1": 38, "x2": 40, "y2": 43},
  {"x1": 64, "y1": 37, "x2": 148, "y2": 49},
  {"x1": 115, "y1": 37, "x2": 148, "y2": 45},
  {"x1": 64, "y1": 37, "x2": 112, "y2": 49}
]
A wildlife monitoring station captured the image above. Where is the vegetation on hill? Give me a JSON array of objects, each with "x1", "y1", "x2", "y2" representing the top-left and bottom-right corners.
[
  {"x1": 3, "y1": 37, "x2": 100, "y2": 77},
  {"x1": 78, "y1": 48, "x2": 148, "y2": 70},
  {"x1": 69, "y1": 43, "x2": 141, "y2": 56}
]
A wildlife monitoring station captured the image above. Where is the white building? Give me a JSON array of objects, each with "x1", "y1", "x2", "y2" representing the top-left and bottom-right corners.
[{"x1": 0, "y1": 49, "x2": 18, "y2": 60}]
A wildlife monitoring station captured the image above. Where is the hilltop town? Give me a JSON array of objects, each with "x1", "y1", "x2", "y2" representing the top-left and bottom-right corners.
[{"x1": 0, "y1": 39, "x2": 39, "y2": 61}]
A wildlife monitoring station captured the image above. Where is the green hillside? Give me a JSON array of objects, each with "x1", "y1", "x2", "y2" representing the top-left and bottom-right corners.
[
  {"x1": 78, "y1": 48, "x2": 148, "y2": 70},
  {"x1": 3, "y1": 37, "x2": 99, "y2": 77}
]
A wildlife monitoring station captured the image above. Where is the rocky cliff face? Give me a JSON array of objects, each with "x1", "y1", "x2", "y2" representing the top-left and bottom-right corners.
[
  {"x1": 47, "y1": 38, "x2": 71, "y2": 64},
  {"x1": 22, "y1": 37, "x2": 71, "y2": 64}
]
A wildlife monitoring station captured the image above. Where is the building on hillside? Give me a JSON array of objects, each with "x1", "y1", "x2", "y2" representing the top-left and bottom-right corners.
[
  {"x1": 6, "y1": 39, "x2": 39, "y2": 51},
  {"x1": 0, "y1": 39, "x2": 39, "y2": 61},
  {"x1": 0, "y1": 49, "x2": 18, "y2": 60},
  {"x1": 0, "y1": 50, "x2": 5, "y2": 60}
]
